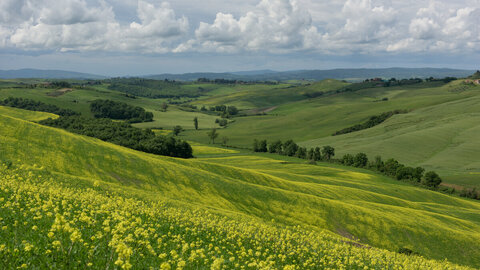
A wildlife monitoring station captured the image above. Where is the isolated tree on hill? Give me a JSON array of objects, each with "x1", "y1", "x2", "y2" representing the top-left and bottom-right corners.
[
  {"x1": 173, "y1": 125, "x2": 183, "y2": 136},
  {"x1": 321, "y1": 146, "x2": 335, "y2": 160},
  {"x1": 423, "y1": 171, "x2": 442, "y2": 188},
  {"x1": 161, "y1": 102, "x2": 168, "y2": 112},
  {"x1": 207, "y1": 128, "x2": 219, "y2": 144},
  {"x1": 193, "y1": 117, "x2": 198, "y2": 130},
  {"x1": 222, "y1": 136, "x2": 228, "y2": 146}
]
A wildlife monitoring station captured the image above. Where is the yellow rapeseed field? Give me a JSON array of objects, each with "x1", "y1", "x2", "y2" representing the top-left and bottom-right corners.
[{"x1": 0, "y1": 163, "x2": 472, "y2": 269}]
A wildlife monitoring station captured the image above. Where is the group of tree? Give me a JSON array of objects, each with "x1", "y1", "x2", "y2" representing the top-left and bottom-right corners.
[
  {"x1": 50, "y1": 81, "x2": 72, "y2": 88},
  {"x1": 107, "y1": 78, "x2": 201, "y2": 98},
  {"x1": 206, "y1": 105, "x2": 239, "y2": 116},
  {"x1": 0, "y1": 97, "x2": 78, "y2": 116},
  {"x1": 196, "y1": 78, "x2": 278, "y2": 85},
  {"x1": 459, "y1": 188, "x2": 480, "y2": 200},
  {"x1": 340, "y1": 154, "x2": 442, "y2": 188},
  {"x1": 251, "y1": 138, "x2": 443, "y2": 189},
  {"x1": 425, "y1": 77, "x2": 458, "y2": 83},
  {"x1": 333, "y1": 110, "x2": 408, "y2": 136},
  {"x1": 90, "y1": 99, "x2": 153, "y2": 123},
  {"x1": 253, "y1": 139, "x2": 335, "y2": 161},
  {"x1": 40, "y1": 116, "x2": 192, "y2": 158},
  {"x1": 215, "y1": 118, "x2": 228, "y2": 127}
]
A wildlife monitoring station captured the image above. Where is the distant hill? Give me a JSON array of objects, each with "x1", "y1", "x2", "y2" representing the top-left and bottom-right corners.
[
  {"x1": 145, "y1": 68, "x2": 475, "y2": 82},
  {"x1": 0, "y1": 69, "x2": 106, "y2": 79}
]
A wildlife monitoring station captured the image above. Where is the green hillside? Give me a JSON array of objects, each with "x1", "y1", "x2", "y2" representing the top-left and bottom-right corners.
[
  {"x1": 182, "y1": 80, "x2": 480, "y2": 188},
  {"x1": 1, "y1": 106, "x2": 480, "y2": 268}
]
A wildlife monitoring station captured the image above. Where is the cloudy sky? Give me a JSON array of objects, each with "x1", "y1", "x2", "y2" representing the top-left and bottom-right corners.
[{"x1": 0, "y1": 0, "x2": 479, "y2": 76}]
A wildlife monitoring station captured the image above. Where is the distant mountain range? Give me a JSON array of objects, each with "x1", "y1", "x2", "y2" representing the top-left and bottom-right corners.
[
  {"x1": 145, "y1": 68, "x2": 476, "y2": 81},
  {"x1": 0, "y1": 68, "x2": 475, "y2": 81},
  {"x1": 0, "y1": 69, "x2": 106, "y2": 79}
]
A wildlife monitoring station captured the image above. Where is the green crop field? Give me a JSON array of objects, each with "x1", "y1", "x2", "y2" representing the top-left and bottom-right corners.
[{"x1": 1, "y1": 106, "x2": 480, "y2": 269}]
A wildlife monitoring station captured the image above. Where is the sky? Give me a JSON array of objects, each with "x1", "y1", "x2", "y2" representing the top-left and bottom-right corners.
[{"x1": 0, "y1": 0, "x2": 479, "y2": 76}]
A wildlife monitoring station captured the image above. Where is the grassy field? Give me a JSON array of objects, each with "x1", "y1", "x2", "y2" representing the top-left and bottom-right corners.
[
  {"x1": 0, "y1": 83, "x2": 220, "y2": 130},
  {"x1": 191, "y1": 79, "x2": 348, "y2": 109},
  {"x1": 2, "y1": 78, "x2": 480, "y2": 190},
  {"x1": 181, "y1": 80, "x2": 480, "y2": 188},
  {"x1": 1, "y1": 106, "x2": 480, "y2": 268}
]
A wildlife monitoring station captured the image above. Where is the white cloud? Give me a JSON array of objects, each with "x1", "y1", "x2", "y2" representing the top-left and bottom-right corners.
[
  {"x1": 3, "y1": 0, "x2": 189, "y2": 53},
  {"x1": 192, "y1": 0, "x2": 317, "y2": 52},
  {"x1": 0, "y1": 0, "x2": 479, "y2": 56}
]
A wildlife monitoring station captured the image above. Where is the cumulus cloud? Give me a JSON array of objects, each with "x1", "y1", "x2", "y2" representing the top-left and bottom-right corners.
[
  {"x1": 2, "y1": 0, "x2": 188, "y2": 53},
  {"x1": 190, "y1": 0, "x2": 317, "y2": 52},
  {"x1": 0, "y1": 0, "x2": 479, "y2": 55}
]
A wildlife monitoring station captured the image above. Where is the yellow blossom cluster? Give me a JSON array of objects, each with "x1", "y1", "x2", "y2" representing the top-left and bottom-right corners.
[{"x1": 0, "y1": 163, "x2": 473, "y2": 269}]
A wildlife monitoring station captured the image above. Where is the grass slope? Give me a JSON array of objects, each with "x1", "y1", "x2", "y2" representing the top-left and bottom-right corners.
[
  {"x1": 191, "y1": 80, "x2": 348, "y2": 109},
  {"x1": 0, "y1": 83, "x2": 219, "y2": 130},
  {"x1": 182, "y1": 80, "x2": 480, "y2": 188},
  {"x1": 1, "y1": 106, "x2": 480, "y2": 267}
]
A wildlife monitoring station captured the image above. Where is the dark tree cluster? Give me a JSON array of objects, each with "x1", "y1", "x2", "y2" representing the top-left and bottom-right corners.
[
  {"x1": 40, "y1": 116, "x2": 192, "y2": 158},
  {"x1": 209, "y1": 105, "x2": 238, "y2": 116},
  {"x1": 253, "y1": 139, "x2": 335, "y2": 161},
  {"x1": 340, "y1": 153, "x2": 442, "y2": 188},
  {"x1": 196, "y1": 78, "x2": 278, "y2": 85},
  {"x1": 425, "y1": 77, "x2": 458, "y2": 83},
  {"x1": 459, "y1": 188, "x2": 480, "y2": 200},
  {"x1": 90, "y1": 99, "x2": 153, "y2": 123},
  {"x1": 0, "y1": 97, "x2": 78, "y2": 116},
  {"x1": 50, "y1": 81, "x2": 72, "y2": 88},
  {"x1": 107, "y1": 78, "x2": 201, "y2": 98},
  {"x1": 251, "y1": 137, "x2": 445, "y2": 191},
  {"x1": 333, "y1": 110, "x2": 408, "y2": 136}
]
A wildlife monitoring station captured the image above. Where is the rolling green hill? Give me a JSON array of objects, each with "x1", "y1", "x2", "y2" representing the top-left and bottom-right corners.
[
  {"x1": 182, "y1": 80, "x2": 480, "y2": 188},
  {"x1": 1, "y1": 106, "x2": 480, "y2": 268}
]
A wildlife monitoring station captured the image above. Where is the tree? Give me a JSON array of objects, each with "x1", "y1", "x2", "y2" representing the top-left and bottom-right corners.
[
  {"x1": 161, "y1": 102, "x2": 168, "y2": 112},
  {"x1": 384, "y1": 158, "x2": 400, "y2": 176},
  {"x1": 193, "y1": 117, "x2": 198, "y2": 130},
  {"x1": 227, "y1": 106, "x2": 238, "y2": 115},
  {"x1": 283, "y1": 140, "x2": 298, "y2": 156},
  {"x1": 207, "y1": 128, "x2": 219, "y2": 144},
  {"x1": 342, "y1": 154, "x2": 354, "y2": 166},
  {"x1": 253, "y1": 139, "x2": 259, "y2": 152},
  {"x1": 306, "y1": 148, "x2": 314, "y2": 160},
  {"x1": 259, "y1": 140, "x2": 268, "y2": 152},
  {"x1": 413, "y1": 167, "x2": 425, "y2": 182},
  {"x1": 173, "y1": 125, "x2": 183, "y2": 136},
  {"x1": 321, "y1": 146, "x2": 335, "y2": 160},
  {"x1": 423, "y1": 171, "x2": 442, "y2": 188},
  {"x1": 268, "y1": 140, "x2": 282, "y2": 154},
  {"x1": 296, "y1": 147, "x2": 307, "y2": 159},
  {"x1": 313, "y1": 147, "x2": 321, "y2": 161},
  {"x1": 353, "y1": 153, "x2": 368, "y2": 167},
  {"x1": 222, "y1": 136, "x2": 229, "y2": 146},
  {"x1": 373, "y1": 155, "x2": 384, "y2": 172}
]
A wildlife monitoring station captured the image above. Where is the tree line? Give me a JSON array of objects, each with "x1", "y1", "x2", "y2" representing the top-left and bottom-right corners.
[
  {"x1": 333, "y1": 110, "x2": 408, "y2": 136},
  {"x1": 40, "y1": 116, "x2": 192, "y2": 158},
  {"x1": 90, "y1": 99, "x2": 153, "y2": 123},
  {"x1": 252, "y1": 139, "x2": 444, "y2": 189},
  {"x1": 0, "y1": 97, "x2": 78, "y2": 116}
]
